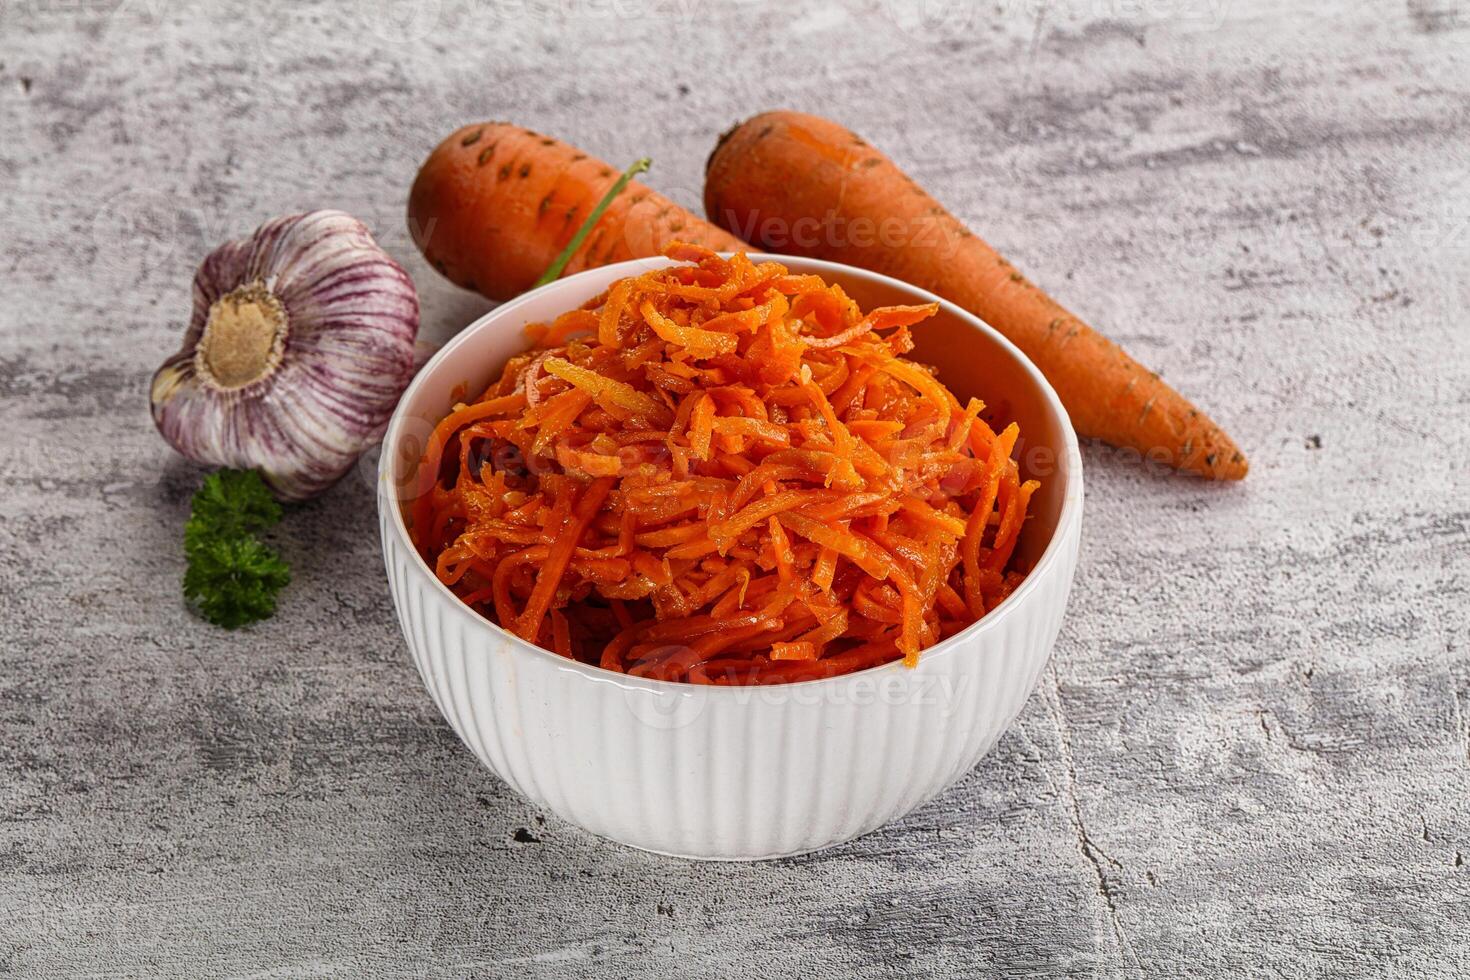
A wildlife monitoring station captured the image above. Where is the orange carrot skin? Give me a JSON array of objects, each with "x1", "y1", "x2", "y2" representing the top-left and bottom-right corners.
[
  {"x1": 703, "y1": 111, "x2": 1247, "y2": 480},
  {"x1": 409, "y1": 122, "x2": 746, "y2": 302}
]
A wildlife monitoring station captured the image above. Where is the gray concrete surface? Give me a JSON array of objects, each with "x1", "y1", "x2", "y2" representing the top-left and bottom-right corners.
[{"x1": 3, "y1": 0, "x2": 1469, "y2": 976}]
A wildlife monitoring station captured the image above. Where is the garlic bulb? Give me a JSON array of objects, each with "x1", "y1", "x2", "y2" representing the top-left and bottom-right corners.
[{"x1": 151, "y1": 210, "x2": 420, "y2": 501}]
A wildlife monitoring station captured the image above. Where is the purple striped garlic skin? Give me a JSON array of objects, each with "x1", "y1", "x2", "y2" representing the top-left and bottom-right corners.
[{"x1": 151, "y1": 210, "x2": 420, "y2": 501}]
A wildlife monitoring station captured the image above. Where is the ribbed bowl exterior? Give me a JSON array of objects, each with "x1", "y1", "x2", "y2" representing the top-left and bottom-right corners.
[
  {"x1": 379, "y1": 254, "x2": 1082, "y2": 860},
  {"x1": 380, "y1": 502, "x2": 1079, "y2": 861}
]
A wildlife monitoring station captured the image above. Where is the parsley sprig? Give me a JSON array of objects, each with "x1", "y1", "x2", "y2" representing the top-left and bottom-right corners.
[{"x1": 182, "y1": 470, "x2": 290, "y2": 629}]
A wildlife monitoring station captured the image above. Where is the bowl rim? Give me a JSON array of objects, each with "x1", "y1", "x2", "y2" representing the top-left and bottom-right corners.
[{"x1": 381, "y1": 253, "x2": 1083, "y2": 694}]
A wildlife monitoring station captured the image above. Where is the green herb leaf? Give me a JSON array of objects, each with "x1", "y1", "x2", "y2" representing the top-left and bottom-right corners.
[
  {"x1": 188, "y1": 468, "x2": 282, "y2": 540},
  {"x1": 183, "y1": 534, "x2": 291, "y2": 629},
  {"x1": 182, "y1": 469, "x2": 290, "y2": 629},
  {"x1": 533, "y1": 157, "x2": 652, "y2": 289}
]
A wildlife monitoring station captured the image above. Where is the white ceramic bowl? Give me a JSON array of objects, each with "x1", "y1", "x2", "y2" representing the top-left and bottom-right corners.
[{"x1": 379, "y1": 255, "x2": 1083, "y2": 860}]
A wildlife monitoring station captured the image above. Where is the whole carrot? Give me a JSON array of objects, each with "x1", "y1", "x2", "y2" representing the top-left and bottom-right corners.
[
  {"x1": 409, "y1": 122, "x2": 746, "y2": 302},
  {"x1": 704, "y1": 110, "x2": 1247, "y2": 480}
]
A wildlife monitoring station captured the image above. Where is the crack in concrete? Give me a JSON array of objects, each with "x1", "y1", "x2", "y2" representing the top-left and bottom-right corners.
[
  {"x1": 1042, "y1": 667, "x2": 1144, "y2": 976},
  {"x1": 1448, "y1": 678, "x2": 1469, "y2": 766}
]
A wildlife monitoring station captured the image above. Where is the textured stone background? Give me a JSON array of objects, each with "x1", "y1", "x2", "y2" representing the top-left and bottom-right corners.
[{"x1": 3, "y1": 0, "x2": 1469, "y2": 976}]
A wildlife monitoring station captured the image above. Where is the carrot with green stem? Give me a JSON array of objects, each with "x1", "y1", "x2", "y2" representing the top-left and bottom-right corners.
[
  {"x1": 703, "y1": 110, "x2": 1247, "y2": 479},
  {"x1": 533, "y1": 157, "x2": 651, "y2": 287},
  {"x1": 409, "y1": 123, "x2": 745, "y2": 301}
]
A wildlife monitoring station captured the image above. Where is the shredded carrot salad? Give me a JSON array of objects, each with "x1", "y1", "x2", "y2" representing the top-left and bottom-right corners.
[{"x1": 410, "y1": 244, "x2": 1039, "y2": 684}]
